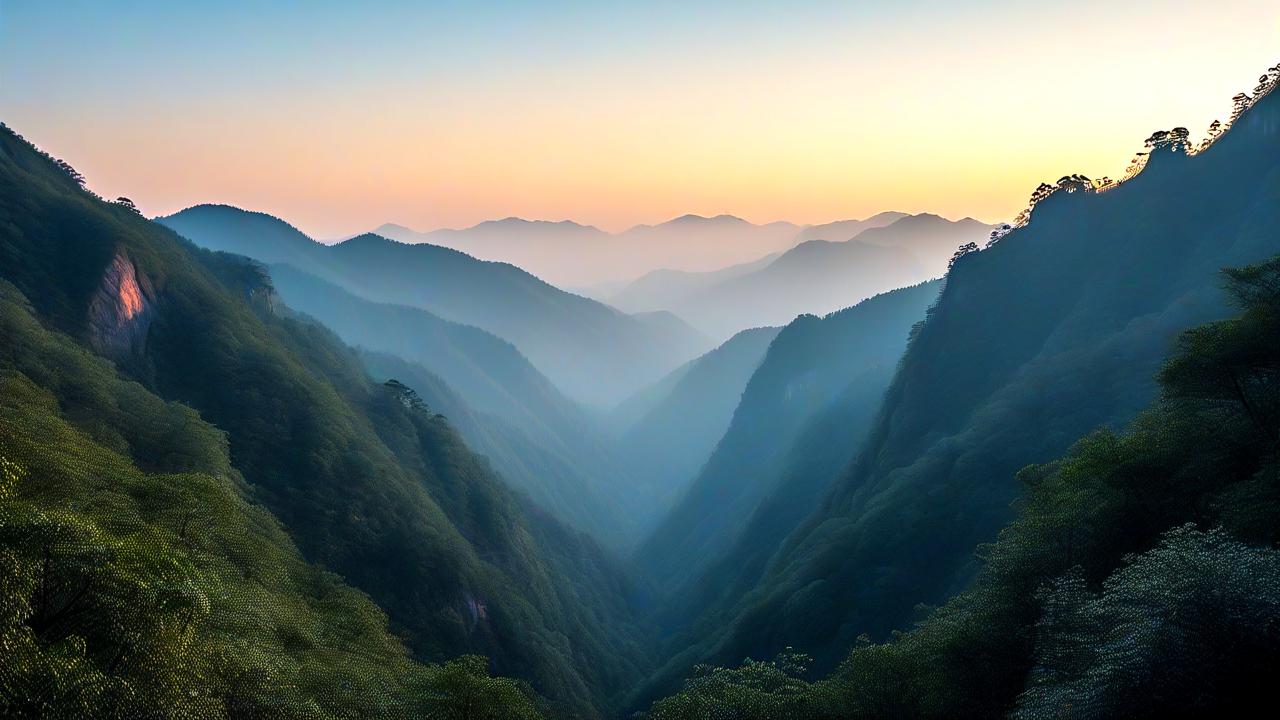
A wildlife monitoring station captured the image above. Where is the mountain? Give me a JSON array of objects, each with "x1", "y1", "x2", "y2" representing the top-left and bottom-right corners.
[
  {"x1": 790, "y1": 211, "x2": 910, "y2": 244},
  {"x1": 158, "y1": 205, "x2": 711, "y2": 407},
  {"x1": 376, "y1": 213, "x2": 803, "y2": 287},
  {"x1": 0, "y1": 124, "x2": 653, "y2": 717},
  {"x1": 375, "y1": 217, "x2": 612, "y2": 288},
  {"x1": 636, "y1": 280, "x2": 941, "y2": 600},
  {"x1": 264, "y1": 263, "x2": 640, "y2": 546},
  {"x1": 0, "y1": 277, "x2": 546, "y2": 719},
  {"x1": 602, "y1": 252, "x2": 781, "y2": 314},
  {"x1": 855, "y1": 212, "x2": 995, "y2": 276},
  {"x1": 645, "y1": 251, "x2": 1280, "y2": 719},
  {"x1": 608, "y1": 325, "x2": 783, "y2": 517},
  {"x1": 647, "y1": 74, "x2": 1280, "y2": 690},
  {"x1": 611, "y1": 213, "x2": 987, "y2": 341}
]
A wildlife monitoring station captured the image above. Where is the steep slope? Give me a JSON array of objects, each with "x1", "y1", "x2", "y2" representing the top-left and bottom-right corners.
[
  {"x1": 645, "y1": 253, "x2": 1280, "y2": 719},
  {"x1": 264, "y1": 263, "x2": 639, "y2": 545},
  {"x1": 0, "y1": 279, "x2": 544, "y2": 719},
  {"x1": 609, "y1": 326, "x2": 782, "y2": 519},
  {"x1": 668, "y1": 76, "x2": 1280, "y2": 682},
  {"x1": 603, "y1": 253, "x2": 781, "y2": 315},
  {"x1": 0, "y1": 124, "x2": 652, "y2": 717},
  {"x1": 158, "y1": 205, "x2": 711, "y2": 407},
  {"x1": 645, "y1": 215, "x2": 986, "y2": 340},
  {"x1": 636, "y1": 281, "x2": 941, "y2": 597}
]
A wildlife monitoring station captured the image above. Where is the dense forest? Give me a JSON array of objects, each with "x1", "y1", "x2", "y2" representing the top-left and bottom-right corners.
[
  {"x1": 0, "y1": 124, "x2": 650, "y2": 718},
  {"x1": 3, "y1": 60, "x2": 1280, "y2": 719},
  {"x1": 644, "y1": 253, "x2": 1280, "y2": 717}
]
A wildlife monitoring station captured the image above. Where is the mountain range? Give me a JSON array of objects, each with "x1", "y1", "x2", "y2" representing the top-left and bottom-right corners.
[
  {"x1": 7, "y1": 60, "x2": 1280, "y2": 720},
  {"x1": 604, "y1": 213, "x2": 990, "y2": 340},
  {"x1": 0, "y1": 124, "x2": 655, "y2": 717},
  {"x1": 158, "y1": 205, "x2": 711, "y2": 408},
  {"x1": 629, "y1": 70, "x2": 1280, "y2": 708},
  {"x1": 374, "y1": 213, "x2": 804, "y2": 288}
]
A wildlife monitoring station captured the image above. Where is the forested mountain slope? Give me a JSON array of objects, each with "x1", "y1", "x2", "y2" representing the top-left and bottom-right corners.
[
  {"x1": 158, "y1": 205, "x2": 710, "y2": 407},
  {"x1": 637, "y1": 281, "x2": 941, "y2": 597},
  {"x1": 610, "y1": 326, "x2": 782, "y2": 520},
  {"x1": 645, "y1": 253, "x2": 1280, "y2": 719},
  {"x1": 265, "y1": 263, "x2": 640, "y2": 546},
  {"x1": 0, "y1": 124, "x2": 652, "y2": 718},
  {"x1": 0, "y1": 279, "x2": 545, "y2": 719},
  {"x1": 662, "y1": 74, "x2": 1280, "y2": 685}
]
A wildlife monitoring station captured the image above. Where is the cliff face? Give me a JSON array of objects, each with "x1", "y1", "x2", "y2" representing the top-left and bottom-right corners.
[{"x1": 87, "y1": 250, "x2": 154, "y2": 361}]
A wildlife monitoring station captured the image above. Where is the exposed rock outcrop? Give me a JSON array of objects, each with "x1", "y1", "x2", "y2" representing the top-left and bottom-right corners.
[{"x1": 87, "y1": 250, "x2": 155, "y2": 361}]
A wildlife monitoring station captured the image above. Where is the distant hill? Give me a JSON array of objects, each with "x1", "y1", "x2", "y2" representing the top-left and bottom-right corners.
[
  {"x1": 603, "y1": 252, "x2": 781, "y2": 314},
  {"x1": 375, "y1": 213, "x2": 802, "y2": 287},
  {"x1": 790, "y1": 211, "x2": 910, "y2": 243},
  {"x1": 158, "y1": 205, "x2": 711, "y2": 407},
  {"x1": 265, "y1": 263, "x2": 641, "y2": 546},
  {"x1": 635, "y1": 281, "x2": 941, "y2": 597},
  {"x1": 607, "y1": 213, "x2": 988, "y2": 340}
]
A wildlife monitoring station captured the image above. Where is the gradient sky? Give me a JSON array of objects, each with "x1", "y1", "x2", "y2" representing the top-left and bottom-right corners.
[{"x1": 2, "y1": 1, "x2": 1277, "y2": 237}]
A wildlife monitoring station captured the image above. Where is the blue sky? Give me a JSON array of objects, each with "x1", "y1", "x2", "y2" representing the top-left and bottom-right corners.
[{"x1": 2, "y1": 1, "x2": 1277, "y2": 235}]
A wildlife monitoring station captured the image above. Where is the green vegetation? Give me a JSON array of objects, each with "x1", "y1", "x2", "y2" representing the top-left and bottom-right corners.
[
  {"x1": 637, "y1": 281, "x2": 941, "y2": 596},
  {"x1": 658, "y1": 82, "x2": 1280, "y2": 686},
  {"x1": 0, "y1": 123, "x2": 650, "y2": 718},
  {"x1": 643, "y1": 256, "x2": 1280, "y2": 718},
  {"x1": 0, "y1": 281, "x2": 544, "y2": 718},
  {"x1": 263, "y1": 263, "x2": 639, "y2": 547}
]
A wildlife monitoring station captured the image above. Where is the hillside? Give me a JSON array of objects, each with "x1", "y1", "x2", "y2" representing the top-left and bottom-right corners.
[
  {"x1": 609, "y1": 326, "x2": 782, "y2": 521},
  {"x1": 655, "y1": 73, "x2": 1280, "y2": 686},
  {"x1": 0, "y1": 124, "x2": 653, "y2": 717},
  {"x1": 0, "y1": 278, "x2": 545, "y2": 719},
  {"x1": 265, "y1": 263, "x2": 640, "y2": 546},
  {"x1": 636, "y1": 281, "x2": 942, "y2": 600},
  {"x1": 645, "y1": 252, "x2": 1280, "y2": 718},
  {"x1": 158, "y1": 206, "x2": 710, "y2": 407}
]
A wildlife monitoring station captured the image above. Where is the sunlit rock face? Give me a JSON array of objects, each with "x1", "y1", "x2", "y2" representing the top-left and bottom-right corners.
[{"x1": 87, "y1": 250, "x2": 154, "y2": 361}]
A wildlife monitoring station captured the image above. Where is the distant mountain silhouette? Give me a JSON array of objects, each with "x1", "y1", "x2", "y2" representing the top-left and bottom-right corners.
[
  {"x1": 375, "y1": 213, "x2": 802, "y2": 287},
  {"x1": 603, "y1": 252, "x2": 781, "y2": 314},
  {"x1": 159, "y1": 205, "x2": 711, "y2": 406},
  {"x1": 606, "y1": 213, "x2": 988, "y2": 340},
  {"x1": 790, "y1": 211, "x2": 910, "y2": 243}
]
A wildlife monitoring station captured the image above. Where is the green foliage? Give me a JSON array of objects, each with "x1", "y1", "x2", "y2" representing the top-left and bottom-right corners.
[
  {"x1": 0, "y1": 334, "x2": 544, "y2": 718},
  {"x1": 665, "y1": 84, "x2": 1280, "y2": 688},
  {"x1": 648, "y1": 255, "x2": 1280, "y2": 717},
  {"x1": 0, "y1": 124, "x2": 647, "y2": 717},
  {"x1": 644, "y1": 650, "x2": 837, "y2": 720},
  {"x1": 1014, "y1": 527, "x2": 1280, "y2": 719}
]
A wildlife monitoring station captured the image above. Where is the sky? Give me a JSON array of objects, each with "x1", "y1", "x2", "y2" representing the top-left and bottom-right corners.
[{"x1": 1, "y1": 1, "x2": 1277, "y2": 238}]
